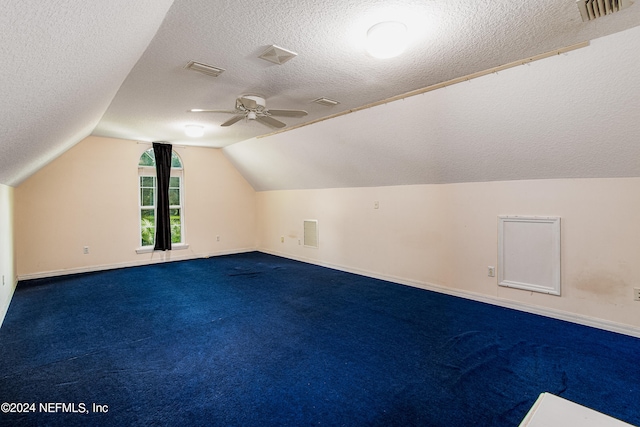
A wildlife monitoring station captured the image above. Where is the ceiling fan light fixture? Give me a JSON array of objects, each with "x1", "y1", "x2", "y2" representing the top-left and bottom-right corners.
[
  {"x1": 192, "y1": 95, "x2": 306, "y2": 128},
  {"x1": 366, "y1": 21, "x2": 408, "y2": 59},
  {"x1": 184, "y1": 125, "x2": 204, "y2": 137}
]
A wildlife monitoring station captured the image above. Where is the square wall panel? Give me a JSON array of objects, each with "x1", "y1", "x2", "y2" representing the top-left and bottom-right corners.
[{"x1": 498, "y1": 216, "x2": 561, "y2": 295}]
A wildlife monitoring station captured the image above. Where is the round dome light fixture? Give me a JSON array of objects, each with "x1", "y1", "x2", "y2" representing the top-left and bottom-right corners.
[
  {"x1": 366, "y1": 21, "x2": 408, "y2": 59},
  {"x1": 184, "y1": 125, "x2": 204, "y2": 137}
]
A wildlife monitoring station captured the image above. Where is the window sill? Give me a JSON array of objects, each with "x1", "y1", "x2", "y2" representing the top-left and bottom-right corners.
[{"x1": 135, "y1": 243, "x2": 189, "y2": 254}]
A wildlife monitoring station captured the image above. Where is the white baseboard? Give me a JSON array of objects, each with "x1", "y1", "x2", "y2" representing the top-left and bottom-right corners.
[
  {"x1": 14, "y1": 247, "x2": 640, "y2": 339},
  {"x1": 259, "y1": 247, "x2": 640, "y2": 339},
  {"x1": 0, "y1": 277, "x2": 18, "y2": 328},
  {"x1": 17, "y1": 247, "x2": 257, "y2": 282}
]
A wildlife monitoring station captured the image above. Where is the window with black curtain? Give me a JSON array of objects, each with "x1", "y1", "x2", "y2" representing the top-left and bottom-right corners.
[{"x1": 153, "y1": 142, "x2": 173, "y2": 251}]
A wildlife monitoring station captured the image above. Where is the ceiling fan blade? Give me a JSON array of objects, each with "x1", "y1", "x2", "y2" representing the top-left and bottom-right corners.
[
  {"x1": 256, "y1": 116, "x2": 286, "y2": 128},
  {"x1": 189, "y1": 109, "x2": 239, "y2": 114},
  {"x1": 239, "y1": 97, "x2": 258, "y2": 109},
  {"x1": 220, "y1": 115, "x2": 244, "y2": 127},
  {"x1": 267, "y1": 109, "x2": 308, "y2": 118}
]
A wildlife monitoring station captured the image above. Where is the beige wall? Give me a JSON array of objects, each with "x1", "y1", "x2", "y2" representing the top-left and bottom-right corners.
[
  {"x1": 11, "y1": 136, "x2": 640, "y2": 333},
  {"x1": 15, "y1": 136, "x2": 257, "y2": 278},
  {"x1": 0, "y1": 183, "x2": 16, "y2": 326},
  {"x1": 257, "y1": 178, "x2": 640, "y2": 330}
]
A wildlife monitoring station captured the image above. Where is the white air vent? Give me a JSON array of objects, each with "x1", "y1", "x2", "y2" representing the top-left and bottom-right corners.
[
  {"x1": 259, "y1": 45, "x2": 297, "y2": 65},
  {"x1": 313, "y1": 97, "x2": 340, "y2": 107},
  {"x1": 185, "y1": 61, "x2": 225, "y2": 77},
  {"x1": 303, "y1": 220, "x2": 318, "y2": 248},
  {"x1": 577, "y1": 0, "x2": 634, "y2": 21}
]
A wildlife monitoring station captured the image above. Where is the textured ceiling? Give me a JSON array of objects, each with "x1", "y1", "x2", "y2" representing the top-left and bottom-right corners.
[
  {"x1": 1, "y1": 0, "x2": 640, "y2": 187},
  {"x1": 0, "y1": 0, "x2": 174, "y2": 186},
  {"x1": 92, "y1": 0, "x2": 640, "y2": 150},
  {"x1": 225, "y1": 25, "x2": 640, "y2": 190}
]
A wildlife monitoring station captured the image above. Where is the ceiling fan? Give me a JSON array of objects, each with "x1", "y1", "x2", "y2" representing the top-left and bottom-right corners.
[{"x1": 189, "y1": 95, "x2": 308, "y2": 128}]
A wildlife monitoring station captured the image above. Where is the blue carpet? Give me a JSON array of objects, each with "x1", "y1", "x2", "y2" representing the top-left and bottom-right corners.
[{"x1": 0, "y1": 252, "x2": 638, "y2": 426}]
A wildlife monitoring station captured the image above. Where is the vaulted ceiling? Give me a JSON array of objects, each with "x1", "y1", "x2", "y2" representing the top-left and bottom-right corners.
[
  {"x1": 226, "y1": 26, "x2": 640, "y2": 190},
  {"x1": 0, "y1": 0, "x2": 174, "y2": 186},
  {"x1": 1, "y1": 0, "x2": 639, "y2": 187}
]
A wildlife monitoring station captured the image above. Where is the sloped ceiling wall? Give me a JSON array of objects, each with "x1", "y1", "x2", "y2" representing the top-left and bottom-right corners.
[
  {"x1": 89, "y1": 0, "x2": 640, "y2": 149},
  {"x1": 223, "y1": 26, "x2": 640, "y2": 191},
  {"x1": 0, "y1": 0, "x2": 174, "y2": 186}
]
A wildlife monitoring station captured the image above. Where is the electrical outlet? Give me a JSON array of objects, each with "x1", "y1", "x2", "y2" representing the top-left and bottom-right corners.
[
  {"x1": 298, "y1": 239, "x2": 301, "y2": 245},
  {"x1": 83, "y1": 246, "x2": 89, "y2": 254},
  {"x1": 216, "y1": 235, "x2": 220, "y2": 242},
  {"x1": 374, "y1": 201, "x2": 379, "y2": 209},
  {"x1": 280, "y1": 236, "x2": 284, "y2": 243},
  {"x1": 634, "y1": 288, "x2": 640, "y2": 301},
  {"x1": 488, "y1": 266, "x2": 495, "y2": 277}
]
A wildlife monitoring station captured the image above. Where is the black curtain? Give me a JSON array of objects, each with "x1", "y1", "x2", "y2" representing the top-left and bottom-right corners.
[{"x1": 153, "y1": 142, "x2": 172, "y2": 251}]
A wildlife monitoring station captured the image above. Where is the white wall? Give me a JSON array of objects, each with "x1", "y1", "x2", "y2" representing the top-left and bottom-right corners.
[
  {"x1": 257, "y1": 178, "x2": 640, "y2": 334},
  {"x1": 0, "y1": 183, "x2": 16, "y2": 326},
  {"x1": 15, "y1": 136, "x2": 257, "y2": 279},
  {"x1": 225, "y1": 26, "x2": 640, "y2": 192},
  {"x1": 9, "y1": 136, "x2": 640, "y2": 336}
]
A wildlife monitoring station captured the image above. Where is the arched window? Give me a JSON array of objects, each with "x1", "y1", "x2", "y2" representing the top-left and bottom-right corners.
[{"x1": 138, "y1": 148, "x2": 184, "y2": 248}]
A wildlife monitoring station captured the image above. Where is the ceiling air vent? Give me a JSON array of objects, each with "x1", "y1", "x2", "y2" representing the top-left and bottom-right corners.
[
  {"x1": 313, "y1": 97, "x2": 340, "y2": 107},
  {"x1": 185, "y1": 60, "x2": 225, "y2": 77},
  {"x1": 259, "y1": 45, "x2": 297, "y2": 65},
  {"x1": 577, "y1": 0, "x2": 634, "y2": 21}
]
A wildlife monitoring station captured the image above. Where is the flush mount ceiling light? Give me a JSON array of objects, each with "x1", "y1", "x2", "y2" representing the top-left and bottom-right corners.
[
  {"x1": 184, "y1": 125, "x2": 204, "y2": 137},
  {"x1": 366, "y1": 21, "x2": 408, "y2": 59}
]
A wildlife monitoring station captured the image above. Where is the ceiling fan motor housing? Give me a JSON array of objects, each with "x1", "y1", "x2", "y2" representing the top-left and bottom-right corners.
[{"x1": 238, "y1": 95, "x2": 266, "y2": 111}]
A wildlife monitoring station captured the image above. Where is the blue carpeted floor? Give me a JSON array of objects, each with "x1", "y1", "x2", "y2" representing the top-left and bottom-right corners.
[{"x1": 0, "y1": 252, "x2": 638, "y2": 426}]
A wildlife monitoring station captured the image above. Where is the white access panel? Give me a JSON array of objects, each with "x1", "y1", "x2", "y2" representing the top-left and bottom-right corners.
[
  {"x1": 498, "y1": 216, "x2": 561, "y2": 295},
  {"x1": 303, "y1": 220, "x2": 318, "y2": 248},
  {"x1": 519, "y1": 392, "x2": 635, "y2": 427}
]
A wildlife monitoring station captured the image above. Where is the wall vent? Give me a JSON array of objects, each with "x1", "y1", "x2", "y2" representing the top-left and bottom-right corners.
[
  {"x1": 303, "y1": 220, "x2": 318, "y2": 248},
  {"x1": 258, "y1": 45, "x2": 297, "y2": 65},
  {"x1": 184, "y1": 60, "x2": 225, "y2": 77},
  {"x1": 313, "y1": 97, "x2": 340, "y2": 107},
  {"x1": 577, "y1": 0, "x2": 634, "y2": 21}
]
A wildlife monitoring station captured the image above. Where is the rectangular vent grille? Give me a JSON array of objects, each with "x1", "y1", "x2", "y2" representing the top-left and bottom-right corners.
[
  {"x1": 184, "y1": 60, "x2": 225, "y2": 77},
  {"x1": 303, "y1": 220, "x2": 318, "y2": 248},
  {"x1": 313, "y1": 97, "x2": 340, "y2": 107},
  {"x1": 577, "y1": 0, "x2": 634, "y2": 21},
  {"x1": 258, "y1": 45, "x2": 297, "y2": 65}
]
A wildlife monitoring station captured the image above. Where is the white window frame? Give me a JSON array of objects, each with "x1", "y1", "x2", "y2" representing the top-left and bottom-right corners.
[
  {"x1": 136, "y1": 149, "x2": 188, "y2": 254},
  {"x1": 139, "y1": 173, "x2": 157, "y2": 247}
]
